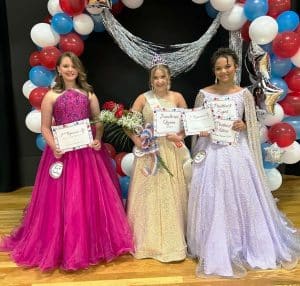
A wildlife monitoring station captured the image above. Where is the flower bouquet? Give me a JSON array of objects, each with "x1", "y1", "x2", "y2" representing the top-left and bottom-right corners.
[{"x1": 95, "y1": 101, "x2": 173, "y2": 176}]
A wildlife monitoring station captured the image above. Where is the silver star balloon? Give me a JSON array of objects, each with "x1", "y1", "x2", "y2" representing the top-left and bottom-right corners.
[{"x1": 246, "y1": 42, "x2": 283, "y2": 114}]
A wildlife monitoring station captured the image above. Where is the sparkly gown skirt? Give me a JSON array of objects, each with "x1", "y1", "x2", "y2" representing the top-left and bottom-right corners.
[
  {"x1": 187, "y1": 134, "x2": 300, "y2": 278},
  {"x1": 127, "y1": 137, "x2": 188, "y2": 262}
]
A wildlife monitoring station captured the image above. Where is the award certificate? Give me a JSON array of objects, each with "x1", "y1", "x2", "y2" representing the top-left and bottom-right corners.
[
  {"x1": 52, "y1": 118, "x2": 93, "y2": 152},
  {"x1": 153, "y1": 108, "x2": 183, "y2": 137},
  {"x1": 210, "y1": 118, "x2": 239, "y2": 145},
  {"x1": 206, "y1": 99, "x2": 238, "y2": 120},
  {"x1": 182, "y1": 108, "x2": 215, "y2": 135}
]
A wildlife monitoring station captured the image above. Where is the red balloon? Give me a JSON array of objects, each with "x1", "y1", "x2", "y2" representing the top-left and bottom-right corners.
[
  {"x1": 241, "y1": 21, "x2": 251, "y2": 42},
  {"x1": 43, "y1": 14, "x2": 52, "y2": 24},
  {"x1": 272, "y1": 32, "x2": 300, "y2": 58},
  {"x1": 29, "y1": 87, "x2": 49, "y2": 109},
  {"x1": 104, "y1": 143, "x2": 116, "y2": 158},
  {"x1": 112, "y1": 1, "x2": 125, "y2": 15},
  {"x1": 39, "y1": 46, "x2": 62, "y2": 70},
  {"x1": 237, "y1": 0, "x2": 246, "y2": 3},
  {"x1": 268, "y1": 122, "x2": 296, "y2": 147},
  {"x1": 59, "y1": 33, "x2": 84, "y2": 56},
  {"x1": 295, "y1": 24, "x2": 300, "y2": 35},
  {"x1": 29, "y1": 51, "x2": 41, "y2": 67},
  {"x1": 279, "y1": 92, "x2": 300, "y2": 116},
  {"x1": 115, "y1": 152, "x2": 127, "y2": 176},
  {"x1": 59, "y1": 0, "x2": 87, "y2": 16},
  {"x1": 285, "y1": 68, "x2": 300, "y2": 92},
  {"x1": 267, "y1": 0, "x2": 291, "y2": 18}
]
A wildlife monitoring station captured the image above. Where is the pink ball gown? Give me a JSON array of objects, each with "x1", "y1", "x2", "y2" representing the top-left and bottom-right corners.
[{"x1": 0, "y1": 89, "x2": 133, "y2": 271}]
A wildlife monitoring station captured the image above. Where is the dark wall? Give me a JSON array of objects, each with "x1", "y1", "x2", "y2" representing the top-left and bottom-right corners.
[
  {"x1": 5, "y1": 0, "x2": 228, "y2": 186},
  {"x1": 4, "y1": 0, "x2": 300, "y2": 186}
]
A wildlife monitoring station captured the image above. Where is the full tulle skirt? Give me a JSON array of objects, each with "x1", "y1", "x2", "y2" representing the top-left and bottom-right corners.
[{"x1": 0, "y1": 145, "x2": 133, "y2": 271}]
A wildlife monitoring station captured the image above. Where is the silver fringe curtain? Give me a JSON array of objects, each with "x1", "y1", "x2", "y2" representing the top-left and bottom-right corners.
[{"x1": 101, "y1": 9, "x2": 221, "y2": 77}]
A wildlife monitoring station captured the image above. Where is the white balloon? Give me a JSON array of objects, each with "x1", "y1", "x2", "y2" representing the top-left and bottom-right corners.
[
  {"x1": 220, "y1": 4, "x2": 247, "y2": 31},
  {"x1": 210, "y1": 0, "x2": 235, "y2": 12},
  {"x1": 259, "y1": 124, "x2": 269, "y2": 143},
  {"x1": 73, "y1": 14, "x2": 94, "y2": 35},
  {"x1": 249, "y1": 16, "x2": 278, "y2": 45},
  {"x1": 121, "y1": 153, "x2": 135, "y2": 176},
  {"x1": 22, "y1": 80, "x2": 37, "y2": 99},
  {"x1": 25, "y1": 110, "x2": 42, "y2": 133},
  {"x1": 47, "y1": 0, "x2": 63, "y2": 16},
  {"x1": 265, "y1": 168, "x2": 282, "y2": 191},
  {"x1": 262, "y1": 104, "x2": 284, "y2": 126},
  {"x1": 30, "y1": 23, "x2": 60, "y2": 48},
  {"x1": 281, "y1": 141, "x2": 300, "y2": 164},
  {"x1": 291, "y1": 48, "x2": 300, "y2": 68},
  {"x1": 192, "y1": 0, "x2": 209, "y2": 4},
  {"x1": 121, "y1": 0, "x2": 144, "y2": 9}
]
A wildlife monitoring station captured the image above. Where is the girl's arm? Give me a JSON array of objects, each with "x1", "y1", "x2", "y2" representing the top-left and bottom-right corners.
[
  {"x1": 90, "y1": 92, "x2": 102, "y2": 150},
  {"x1": 41, "y1": 91, "x2": 64, "y2": 158}
]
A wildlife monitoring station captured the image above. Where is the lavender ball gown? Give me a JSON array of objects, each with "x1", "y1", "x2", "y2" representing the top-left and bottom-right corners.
[
  {"x1": 0, "y1": 89, "x2": 133, "y2": 271},
  {"x1": 187, "y1": 89, "x2": 300, "y2": 278}
]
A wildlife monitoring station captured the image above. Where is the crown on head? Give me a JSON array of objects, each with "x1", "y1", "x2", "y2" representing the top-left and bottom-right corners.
[{"x1": 150, "y1": 54, "x2": 167, "y2": 68}]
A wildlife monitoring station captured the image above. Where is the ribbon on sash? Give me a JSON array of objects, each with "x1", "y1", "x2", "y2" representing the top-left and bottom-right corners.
[{"x1": 133, "y1": 123, "x2": 160, "y2": 176}]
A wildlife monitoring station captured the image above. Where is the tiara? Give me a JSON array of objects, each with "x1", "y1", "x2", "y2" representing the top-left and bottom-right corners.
[{"x1": 150, "y1": 54, "x2": 167, "y2": 68}]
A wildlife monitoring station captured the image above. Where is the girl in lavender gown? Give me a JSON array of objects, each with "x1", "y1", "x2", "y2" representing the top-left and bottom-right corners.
[
  {"x1": 187, "y1": 48, "x2": 300, "y2": 278},
  {"x1": 0, "y1": 52, "x2": 133, "y2": 271}
]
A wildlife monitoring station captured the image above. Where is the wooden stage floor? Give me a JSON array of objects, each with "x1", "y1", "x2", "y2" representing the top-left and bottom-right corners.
[{"x1": 0, "y1": 175, "x2": 300, "y2": 286}]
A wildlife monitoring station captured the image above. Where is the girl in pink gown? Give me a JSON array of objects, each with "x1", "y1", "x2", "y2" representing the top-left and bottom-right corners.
[{"x1": 0, "y1": 52, "x2": 133, "y2": 271}]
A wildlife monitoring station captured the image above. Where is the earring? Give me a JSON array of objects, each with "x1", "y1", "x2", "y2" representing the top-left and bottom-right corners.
[
  {"x1": 214, "y1": 77, "x2": 218, "y2": 84},
  {"x1": 234, "y1": 73, "x2": 237, "y2": 84}
]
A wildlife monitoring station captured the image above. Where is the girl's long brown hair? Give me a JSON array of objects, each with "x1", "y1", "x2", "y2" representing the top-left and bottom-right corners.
[{"x1": 53, "y1": 52, "x2": 94, "y2": 94}]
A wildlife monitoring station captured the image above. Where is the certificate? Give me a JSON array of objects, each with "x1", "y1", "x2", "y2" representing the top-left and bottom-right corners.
[
  {"x1": 210, "y1": 118, "x2": 239, "y2": 145},
  {"x1": 182, "y1": 108, "x2": 215, "y2": 135},
  {"x1": 153, "y1": 108, "x2": 183, "y2": 137},
  {"x1": 52, "y1": 118, "x2": 93, "y2": 152},
  {"x1": 206, "y1": 99, "x2": 238, "y2": 120}
]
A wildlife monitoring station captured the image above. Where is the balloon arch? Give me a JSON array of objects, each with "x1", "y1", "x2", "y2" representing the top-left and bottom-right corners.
[{"x1": 22, "y1": 0, "x2": 300, "y2": 194}]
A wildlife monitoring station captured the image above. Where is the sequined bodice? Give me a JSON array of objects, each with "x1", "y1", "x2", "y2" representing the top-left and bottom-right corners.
[{"x1": 53, "y1": 89, "x2": 90, "y2": 125}]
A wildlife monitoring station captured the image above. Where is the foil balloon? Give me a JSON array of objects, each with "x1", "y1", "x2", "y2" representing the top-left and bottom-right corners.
[
  {"x1": 246, "y1": 42, "x2": 283, "y2": 114},
  {"x1": 264, "y1": 142, "x2": 285, "y2": 163},
  {"x1": 86, "y1": 0, "x2": 111, "y2": 14}
]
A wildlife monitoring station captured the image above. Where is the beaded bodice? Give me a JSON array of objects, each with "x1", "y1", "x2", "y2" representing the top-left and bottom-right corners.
[{"x1": 53, "y1": 89, "x2": 90, "y2": 125}]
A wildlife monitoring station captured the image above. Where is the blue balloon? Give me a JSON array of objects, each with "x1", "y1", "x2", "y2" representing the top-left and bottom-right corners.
[
  {"x1": 91, "y1": 14, "x2": 105, "y2": 32},
  {"x1": 205, "y1": 2, "x2": 218, "y2": 19},
  {"x1": 277, "y1": 11, "x2": 300, "y2": 33},
  {"x1": 270, "y1": 54, "x2": 293, "y2": 77},
  {"x1": 36, "y1": 134, "x2": 46, "y2": 151},
  {"x1": 282, "y1": 117, "x2": 300, "y2": 139},
  {"x1": 111, "y1": 0, "x2": 119, "y2": 4},
  {"x1": 259, "y1": 43, "x2": 272, "y2": 53},
  {"x1": 244, "y1": 0, "x2": 268, "y2": 21},
  {"x1": 29, "y1": 66, "x2": 55, "y2": 87},
  {"x1": 51, "y1": 13, "x2": 73, "y2": 35},
  {"x1": 119, "y1": 176, "x2": 130, "y2": 199},
  {"x1": 261, "y1": 142, "x2": 280, "y2": 169},
  {"x1": 270, "y1": 76, "x2": 288, "y2": 101}
]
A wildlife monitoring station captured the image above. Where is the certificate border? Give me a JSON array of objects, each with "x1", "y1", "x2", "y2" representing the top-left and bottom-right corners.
[
  {"x1": 153, "y1": 107, "x2": 183, "y2": 137},
  {"x1": 51, "y1": 118, "x2": 93, "y2": 152}
]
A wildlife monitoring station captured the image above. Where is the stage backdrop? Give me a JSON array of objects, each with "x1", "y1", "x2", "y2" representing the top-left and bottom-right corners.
[{"x1": 1, "y1": 0, "x2": 299, "y2": 189}]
